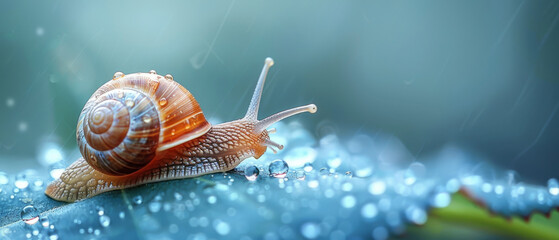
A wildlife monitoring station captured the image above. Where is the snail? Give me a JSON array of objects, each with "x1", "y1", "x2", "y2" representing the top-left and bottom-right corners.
[{"x1": 45, "y1": 57, "x2": 317, "y2": 202}]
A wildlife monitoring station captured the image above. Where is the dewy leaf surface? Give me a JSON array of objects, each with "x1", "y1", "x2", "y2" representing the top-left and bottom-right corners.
[{"x1": 1, "y1": 122, "x2": 558, "y2": 239}]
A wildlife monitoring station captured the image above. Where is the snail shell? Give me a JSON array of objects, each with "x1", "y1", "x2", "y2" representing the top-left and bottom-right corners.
[{"x1": 77, "y1": 72, "x2": 211, "y2": 175}]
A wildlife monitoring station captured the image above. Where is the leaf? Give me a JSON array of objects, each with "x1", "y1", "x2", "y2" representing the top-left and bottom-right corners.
[
  {"x1": 418, "y1": 193, "x2": 559, "y2": 240},
  {"x1": 1, "y1": 160, "x2": 558, "y2": 239}
]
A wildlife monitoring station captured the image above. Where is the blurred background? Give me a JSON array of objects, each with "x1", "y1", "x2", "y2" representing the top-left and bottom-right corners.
[{"x1": 0, "y1": 0, "x2": 558, "y2": 184}]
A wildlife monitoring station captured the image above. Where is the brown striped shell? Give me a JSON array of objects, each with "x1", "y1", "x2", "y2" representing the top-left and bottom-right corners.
[{"x1": 77, "y1": 72, "x2": 211, "y2": 176}]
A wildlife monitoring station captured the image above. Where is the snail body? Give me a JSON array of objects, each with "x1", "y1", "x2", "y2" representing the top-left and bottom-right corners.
[{"x1": 45, "y1": 58, "x2": 317, "y2": 202}]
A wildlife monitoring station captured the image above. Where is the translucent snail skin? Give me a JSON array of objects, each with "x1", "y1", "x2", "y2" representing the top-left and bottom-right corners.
[{"x1": 45, "y1": 58, "x2": 317, "y2": 202}]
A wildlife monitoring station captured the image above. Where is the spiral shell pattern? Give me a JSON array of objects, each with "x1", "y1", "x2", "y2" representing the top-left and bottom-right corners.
[
  {"x1": 77, "y1": 72, "x2": 211, "y2": 176},
  {"x1": 78, "y1": 89, "x2": 160, "y2": 175}
]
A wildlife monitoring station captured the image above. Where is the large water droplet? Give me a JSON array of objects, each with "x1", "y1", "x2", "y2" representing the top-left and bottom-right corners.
[
  {"x1": 99, "y1": 215, "x2": 110, "y2": 227},
  {"x1": 548, "y1": 178, "x2": 559, "y2": 196},
  {"x1": 165, "y1": 74, "x2": 174, "y2": 81},
  {"x1": 21, "y1": 205, "x2": 39, "y2": 225},
  {"x1": 244, "y1": 166, "x2": 259, "y2": 181},
  {"x1": 269, "y1": 159, "x2": 289, "y2": 178},
  {"x1": 149, "y1": 70, "x2": 157, "y2": 74}
]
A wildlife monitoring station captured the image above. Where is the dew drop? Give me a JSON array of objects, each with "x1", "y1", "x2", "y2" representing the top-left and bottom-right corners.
[
  {"x1": 0, "y1": 172, "x2": 8, "y2": 185},
  {"x1": 125, "y1": 99, "x2": 135, "y2": 108},
  {"x1": 303, "y1": 163, "x2": 313, "y2": 172},
  {"x1": 445, "y1": 178, "x2": 461, "y2": 193},
  {"x1": 494, "y1": 185, "x2": 504, "y2": 195},
  {"x1": 431, "y1": 191, "x2": 451, "y2": 208},
  {"x1": 174, "y1": 192, "x2": 183, "y2": 201},
  {"x1": 48, "y1": 232, "x2": 59, "y2": 240},
  {"x1": 99, "y1": 215, "x2": 110, "y2": 227},
  {"x1": 326, "y1": 156, "x2": 342, "y2": 169},
  {"x1": 132, "y1": 195, "x2": 143, "y2": 205},
  {"x1": 18, "y1": 122, "x2": 28, "y2": 132},
  {"x1": 295, "y1": 170, "x2": 306, "y2": 180},
  {"x1": 6, "y1": 98, "x2": 15, "y2": 108},
  {"x1": 284, "y1": 147, "x2": 317, "y2": 168},
  {"x1": 49, "y1": 168, "x2": 64, "y2": 179},
  {"x1": 149, "y1": 70, "x2": 157, "y2": 74},
  {"x1": 341, "y1": 195, "x2": 356, "y2": 208},
  {"x1": 171, "y1": 129, "x2": 176, "y2": 136},
  {"x1": 96, "y1": 206, "x2": 104, "y2": 216},
  {"x1": 244, "y1": 166, "x2": 260, "y2": 181},
  {"x1": 113, "y1": 72, "x2": 124, "y2": 79},
  {"x1": 40, "y1": 216, "x2": 50, "y2": 228},
  {"x1": 361, "y1": 203, "x2": 378, "y2": 219},
  {"x1": 300, "y1": 222, "x2": 320, "y2": 239},
  {"x1": 207, "y1": 195, "x2": 217, "y2": 204},
  {"x1": 307, "y1": 180, "x2": 319, "y2": 188},
  {"x1": 405, "y1": 205, "x2": 427, "y2": 225},
  {"x1": 548, "y1": 178, "x2": 559, "y2": 196},
  {"x1": 142, "y1": 115, "x2": 152, "y2": 124},
  {"x1": 149, "y1": 200, "x2": 162, "y2": 213},
  {"x1": 368, "y1": 180, "x2": 386, "y2": 195},
  {"x1": 117, "y1": 91, "x2": 124, "y2": 98},
  {"x1": 213, "y1": 219, "x2": 230, "y2": 236},
  {"x1": 482, "y1": 183, "x2": 492, "y2": 193},
  {"x1": 21, "y1": 205, "x2": 39, "y2": 225},
  {"x1": 159, "y1": 98, "x2": 168, "y2": 107},
  {"x1": 269, "y1": 159, "x2": 289, "y2": 178},
  {"x1": 341, "y1": 181, "x2": 353, "y2": 191},
  {"x1": 15, "y1": 174, "x2": 29, "y2": 189},
  {"x1": 165, "y1": 74, "x2": 174, "y2": 81}
]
